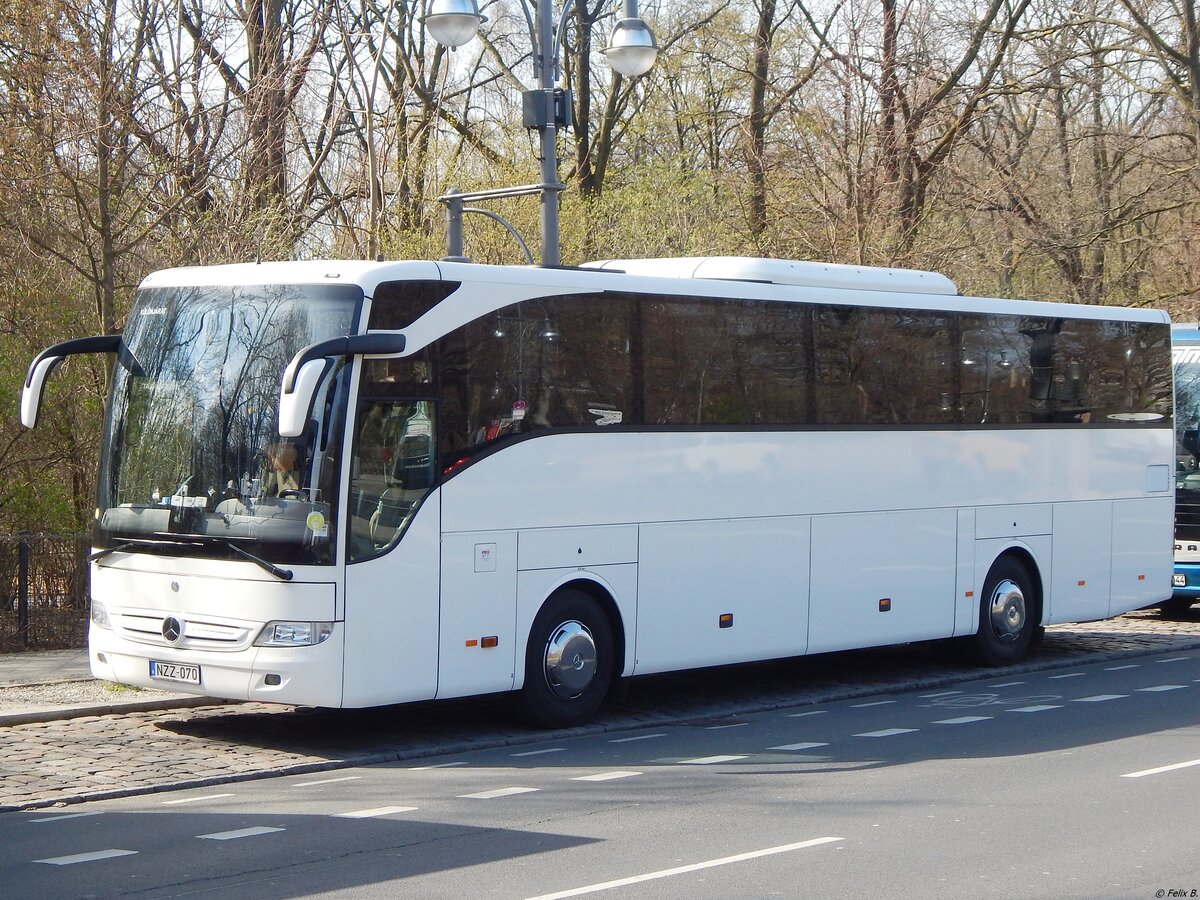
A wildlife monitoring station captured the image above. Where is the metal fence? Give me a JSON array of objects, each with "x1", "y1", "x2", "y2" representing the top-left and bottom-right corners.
[{"x1": 0, "y1": 534, "x2": 90, "y2": 651}]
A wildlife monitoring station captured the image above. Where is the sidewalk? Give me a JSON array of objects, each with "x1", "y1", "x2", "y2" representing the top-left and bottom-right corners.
[{"x1": 0, "y1": 647, "x2": 219, "y2": 726}]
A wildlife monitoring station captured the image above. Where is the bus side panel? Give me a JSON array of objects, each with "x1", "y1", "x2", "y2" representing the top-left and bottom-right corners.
[
  {"x1": 808, "y1": 510, "x2": 957, "y2": 654},
  {"x1": 633, "y1": 517, "x2": 810, "y2": 675},
  {"x1": 1110, "y1": 496, "x2": 1174, "y2": 616},
  {"x1": 341, "y1": 500, "x2": 441, "y2": 707},
  {"x1": 436, "y1": 531, "x2": 518, "y2": 700},
  {"x1": 1047, "y1": 501, "x2": 1113, "y2": 624}
]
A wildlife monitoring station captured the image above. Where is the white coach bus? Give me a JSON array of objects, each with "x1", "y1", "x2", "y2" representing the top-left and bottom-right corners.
[{"x1": 21, "y1": 256, "x2": 1174, "y2": 726}]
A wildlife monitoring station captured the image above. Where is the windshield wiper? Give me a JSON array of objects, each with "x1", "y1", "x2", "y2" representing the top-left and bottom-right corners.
[
  {"x1": 90, "y1": 535, "x2": 293, "y2": 581},
  {"x1": 212, "y1": 538, "x2": 294, "y2": 581}
]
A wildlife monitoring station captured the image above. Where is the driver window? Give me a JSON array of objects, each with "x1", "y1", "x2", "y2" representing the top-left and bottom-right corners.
[{"x1": 348, "y1": 358, "x2": 437, "y2": 562}]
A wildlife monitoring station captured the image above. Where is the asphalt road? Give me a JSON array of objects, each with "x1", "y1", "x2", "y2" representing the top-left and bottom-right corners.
[{"x1": 4, "y1": 647, "x2": 1198, "y2": 899}]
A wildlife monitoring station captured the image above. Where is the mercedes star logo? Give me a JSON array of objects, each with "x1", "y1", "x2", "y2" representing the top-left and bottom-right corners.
[{"x1": 162, "y1": 616, "x2": 183, "y2": 643}]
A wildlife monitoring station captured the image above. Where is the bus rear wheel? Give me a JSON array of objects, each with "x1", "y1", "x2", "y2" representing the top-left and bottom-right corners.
[
  {"x1": 516, "y1": 589, "x2": 614, "y2": 728},
  {"x1": 970, "y1": 556, "x2": 1038, "y2": 666}
]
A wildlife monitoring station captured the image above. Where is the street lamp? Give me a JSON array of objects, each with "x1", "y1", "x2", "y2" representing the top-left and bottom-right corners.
[{"x1": 427, "y1": 0, "x2": 658, "y2": 266}]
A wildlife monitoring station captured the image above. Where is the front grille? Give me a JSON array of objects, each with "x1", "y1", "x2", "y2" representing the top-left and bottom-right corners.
[{"x1": 116, "y1": 612, "x2": 253, "y2": 651}]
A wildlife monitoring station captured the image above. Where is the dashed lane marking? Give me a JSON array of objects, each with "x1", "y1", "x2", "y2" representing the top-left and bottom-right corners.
[
  {"x1": 1073, "y1": 695, "x2": 1128, "y2": 703},
  {"x1": 333, "y1": 806, "x2": 419, "y2": 818},
  {"x1": 786, "y1": 710, "x2": 827, "y2": 718},
  {"x1": 161, "y1": 794, "x2": 235, "y2": 805},
  {"x1": 572, "y1": 772, "x2": 642, "y2": 782},
  {"x1": 1157, "y1": 656, "x2": 1191, "y2": 663},
  {"x1": 29, "y1": 812, "x2": 103, "y2": 823},
  {"x1": 990, "y1": 681, "x2": 1025, "y2": 688},
  {"x1": 920, "y1": 691, "x2": 963, "y2": 699},
  {"x1": 706, "y1": 723, "x2": 749, "y2": 730},
  {"x1": 854, "y1": 728, "x2": 917, "y2": 738},
  {"x1": 409, "y1": 762, "x2": 469, "y2": 770},
  {"x1": 512, "y1": 748, "x2": 565, "y2": 757},
  {"x1": 459, "y1": 787, "x2": 539, "y2": 799},
  {"x1": 1137, "y1": 685, "x2": 1187, "y2": 692},
  {"x1": 1122, "y1": 758, "x2": 1200, "y2": 779},
  {"x1": 35, "y1": 849, "x2": 137, "y2": 866},
  {"x1": 851, "y1": 701, "x2": 897, "y2": 708},
  {"x1": 1049, "y1": 672, "x2": 1086, "y2": 679},
  {"x1": 768, "y1": 742, "x2": 829, "y2": 751},
  {"x1": 522, "y1": 836, "x2": 845, "y2": 900},
  {"x1": 679, "y1": 755, "x2": 748, "y2": 765},
  {"x1": 932, "y1": 716, "x2": 992, "y2": 725},
  {"x1": 1105, "y1": 665, "x2": 1139, "y2": 671},
  {"x1": 1007, "y1": 705, "x2": 1062, "y2": 713},
  {"x1": 197, "y1": 827, "x2": 285, "y2": 841},
  {"x1": 608, "y1": 734, "x2": 667, "y2": 743},
  {"x1": 294, "y1": 775, "x2": 363, "y2": 786}
]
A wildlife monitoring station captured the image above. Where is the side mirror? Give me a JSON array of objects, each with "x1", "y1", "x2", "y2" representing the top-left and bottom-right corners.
[
  {"x1": 20, "y1": 334, "x2": 122, "y2": 429},
  {"x1": 278, "y1": 332, "x2": 407, "y2": 438}
]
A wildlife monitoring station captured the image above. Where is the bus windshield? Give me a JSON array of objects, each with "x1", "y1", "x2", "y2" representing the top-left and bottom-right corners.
[
  {"x1": 96, "y1": 283, "x2": 361, "y2": 566},
  {"x1": 1176, "y1": 343, "x2": 1200, "y2": 490}
]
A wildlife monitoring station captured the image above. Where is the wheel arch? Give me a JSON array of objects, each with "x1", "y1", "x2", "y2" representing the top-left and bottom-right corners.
[
  {"x1": 516, "y1": 572, "x2": 630, "y2": 691},
  {"x1": 987, "y1": 544, "x2": 1045, "y2": 628}
]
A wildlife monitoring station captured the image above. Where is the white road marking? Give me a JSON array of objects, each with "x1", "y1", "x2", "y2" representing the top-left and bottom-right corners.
[
  {"x1": 608, "y1": 733, "x2": 667, "y2": 743},
  {"x1": 768, "y1": 742, "x2": 829, "y2": 751},
  {"x1": 1073, "y1": 694, "x2": 1128, "y2": 703},
  {"x1": 991, "y1": 681, "x2": 1024, "y2": 688},
  {"x1": 1105, "y1": 665, "x2": 1139, "y2": 671},
  {"x1": 933, "y1": 716, "x2": 992, "y2": 725},
  {"x1": 1157, "y1": 656, "x2": 1190, "y2": 663},
  {"x1": 920, "y1": 690, "x2": 963, "y2": 699},
  {"x1": 512, "y1": 748, "x2": 565, "y2": 757},
  {"x1": 522, "y1": 836, "x2": 845, "y2": 900},
  {"x1": 1122, "y1": 758, "x2": 1200, "y2": 779},
  {"x1": 706, "y1": 723, "x2": 749, "y2": 730},
  {"x1": 851, "y1": 700, "x2": 897, "y2": 708},
  {"x1": 1049, "y1": 672, "x2": 1086, "y2": 679},
  {"x1": 572, "y1": 771, "x2": 642, "y2": 782},
  {"x1": 29, "y1": 812, "x2": 103, "y2": 823},
  {"x1": 679, "y1": 755, "x2": 748, "y2": 765},
  {"x1": 854, "y1": 728, "x2": 917, "y2": 738},
  {"x1": 333, "y1": 806, "x2": 418, "y2": 818},
  {"x1": 295, "y1": 775, "x2": 364, "y2": 786},
  {"x1": 35, "y1": 849, "x2": 137, "y2": 866},
  {"x1": 1138, "y1": 685, "x2": 1187, "y2": 692},
  {"x1": 409, "y1": 762, "x2": 469, "y2": 770},
  {"x1": 459, "y1": 787, "x2": 539, "y2": 799},
  {"x1": 1008, "y1": 705, "x2": 1062, "y2": 713},
  {"x1": 161, "y1": 793, "x2": 235, "y2": 805},
  {"x1": 786, "y1": 710, "x2": 827, "y2": 718},
  {"x1": 197, "y1": 827, "x2": 285, "y2": 841}
]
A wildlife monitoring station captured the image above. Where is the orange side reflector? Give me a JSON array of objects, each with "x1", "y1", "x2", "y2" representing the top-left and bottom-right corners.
[
  {"x1": 1077, "y1": 580, "x2": 1086, "y2": 587},
  {"x1": 719, "y1": 614, "x2": 733, "y2": 629},
  {"x1": 878, "y1": 598, "x2": 892, "y2": 612},
  {"x1": 465, "y1": 639, "x2": 478, "y2": 647},
  {"x1": 481, "y1": 635, "x2": 499, "y2": 648},
  {"x1": 964, "y1": 591, "x2": 974, "y2": 598},
  {"x1": 1138, "y1": 574, "x2": 1146, "y2": 581}
]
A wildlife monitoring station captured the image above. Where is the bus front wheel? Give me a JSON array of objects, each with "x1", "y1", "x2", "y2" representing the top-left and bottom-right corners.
[
  {"x1": 516, "y1": 590, "x2": 614, "y2": 728},
  {"x1": 970, "y1": 556, "x2": 1038, "y2": 666}
]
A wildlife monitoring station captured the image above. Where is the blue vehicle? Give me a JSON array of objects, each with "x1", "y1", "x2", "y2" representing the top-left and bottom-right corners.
[{"x1": 1171, "y1": 323, "x2": 1200, "y2": 614}]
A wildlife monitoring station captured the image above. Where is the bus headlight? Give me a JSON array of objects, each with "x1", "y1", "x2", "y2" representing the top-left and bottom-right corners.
[
  {"x1": 254, "y1": 621, "x2": 334, "y2": 647},
  {"x1": 90, "y1": 600, "x2": 112, "y2": 630}
]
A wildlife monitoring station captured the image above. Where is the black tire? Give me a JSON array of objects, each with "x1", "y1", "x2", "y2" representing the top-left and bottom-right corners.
[
  {"x1": 516, "y1": 589, "x2": 614, "y2": 728},
  {"x1": 969, "y1": 556, "x2": 1038, "y2": 666},
  {"x1": 1157, "y1": 597, "x2": 1197, "y2": 619}
]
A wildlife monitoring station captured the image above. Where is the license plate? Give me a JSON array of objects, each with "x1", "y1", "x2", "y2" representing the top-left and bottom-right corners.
[
  {"x1": 1174, "y1": 574, "x2": 1187, "y2": 587},
  {"x1": 149, "y1": 660, "x2": 201, "y2": 685}
]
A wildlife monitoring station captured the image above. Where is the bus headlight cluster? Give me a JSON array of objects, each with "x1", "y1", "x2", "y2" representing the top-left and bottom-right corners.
[
  {"x1": 254, "y1": 621, "x2": 334, "y2": 647},
  {"x1": 90, "y1": 600, "x2": 112, "y2": 630}
]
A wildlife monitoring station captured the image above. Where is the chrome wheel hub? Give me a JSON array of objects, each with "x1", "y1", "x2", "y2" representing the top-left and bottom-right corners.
[
  {"x1": 989, "y1": 578, "x2": 1026, "y2": 642},
  {"x1": 543, "y1": 620, "x2": 597, "y2": 699}
]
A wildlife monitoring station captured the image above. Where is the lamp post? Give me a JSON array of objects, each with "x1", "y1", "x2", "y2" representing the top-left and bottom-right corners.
[{"x1": 426, "y1": 0, "x2": 658, "y2": 266}]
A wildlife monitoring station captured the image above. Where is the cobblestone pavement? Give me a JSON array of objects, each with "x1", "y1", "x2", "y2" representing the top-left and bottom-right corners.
[{"x1": 2, "y1": 608, "x2": 1198, "y2": 811}]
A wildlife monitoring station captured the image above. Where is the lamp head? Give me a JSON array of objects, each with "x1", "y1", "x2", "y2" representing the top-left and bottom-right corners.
[
  {"x1": 604, "y1": 17, "x2": 658, "y2": 77},
  {"x1": 425, "y1": 0, "x2": 484, "y2": 48}
]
